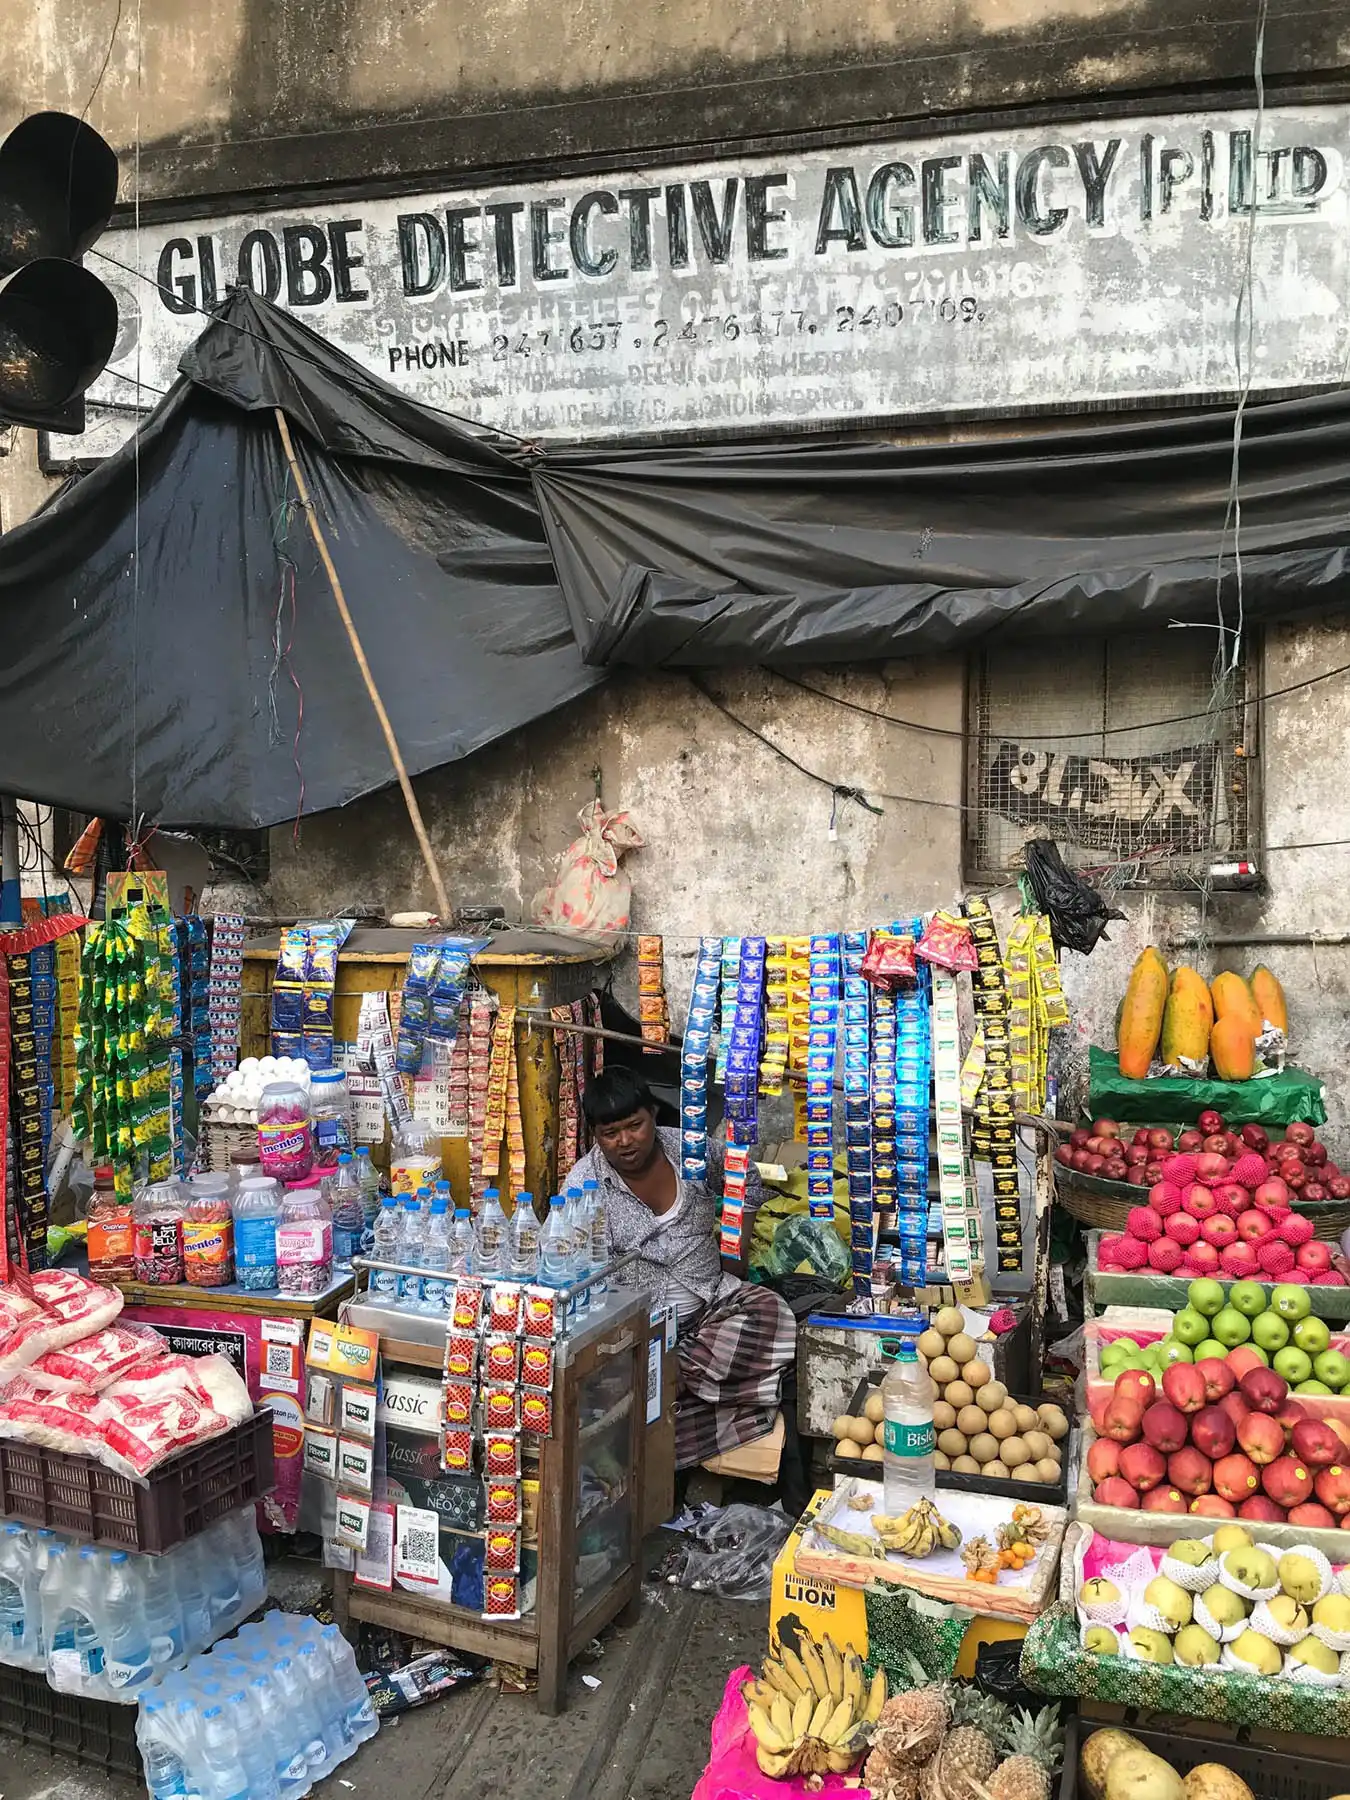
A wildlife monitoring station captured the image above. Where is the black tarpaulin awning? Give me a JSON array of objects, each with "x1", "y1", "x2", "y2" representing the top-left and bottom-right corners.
[
  {"x1": 0, "y1": 290, "x2": 599, "y2": 828},
  {"x1": 529, "y1": 392, "x2": 1350, "y2": 665}
]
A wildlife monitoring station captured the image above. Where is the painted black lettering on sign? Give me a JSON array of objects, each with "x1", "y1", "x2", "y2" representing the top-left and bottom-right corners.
[
  {"x1": 665, "y1": 185, "x2": 690, "y2": 269},
  {"x1": 866, "y1": 163, "x2": 914, "y2": 249},
  {"x1": 816, "y1": 168, "x2": 865, "y2": 253},
  {"x1": 1074, "y1": 139, "x2": 1122, "y2": 227},
  {"x1": 485, "y1": 202, "x2": 525, "y2": 287},
  {"x1": 921, "y1": 156, "x2": 961, "y2": 244},
  {"x1": 530, "y1": 199, "x2": 569, "y2": 282},
  {"x1": 1016, "y1": 146, "x2": 1071, "y2": 236},
  {"x1": 620, "y1": 188, "x2": 661, "y2": 272},
  {"x1": 690, "y1": 179, "x2": 738, "y2": 263},
  {"x1": 284, "y1": 224, "x2": 331, "y2": 305},
  {"x1": 238, "y1": 228, "x2": 283, "y2": 301},
  {"x1": 328, "y1": 220, "x2": 368, "y2": 302},
  {"x1": 744, "y1": 174, "x2": 789, "y2": 261},
  {"x1": 967, "y1": 153, "x2": 1009, "y2": 243},
  {"x1": 447, "y1": 206, "x2": 482, "y2": 291},
  {"x1": 570, "y1": 191, "x2": 619, "y2": 277},
  {"x1": 158, "y1": 238, "x2": 196, "y2": 314}
]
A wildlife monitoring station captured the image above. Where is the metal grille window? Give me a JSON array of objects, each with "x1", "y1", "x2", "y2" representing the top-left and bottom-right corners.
[{"x1": 967, "y1": 633, "x2": 1256, "y2": 886}]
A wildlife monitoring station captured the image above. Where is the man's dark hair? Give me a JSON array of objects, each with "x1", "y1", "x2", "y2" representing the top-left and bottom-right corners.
[{"x1": 582, "y1": 1066, "x2": 656, "y2": 1127}]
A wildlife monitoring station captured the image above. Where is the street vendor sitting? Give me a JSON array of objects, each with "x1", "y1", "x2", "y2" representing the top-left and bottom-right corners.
[{"x1": 570, "y1": 1067, "x2": 797, "y2": 1470}]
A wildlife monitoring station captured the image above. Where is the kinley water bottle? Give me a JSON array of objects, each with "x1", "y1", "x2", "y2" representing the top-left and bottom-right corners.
[
  {"x1": 880, "y1": 1337, "x2": 937, "y2": 1513},
  {"x1": 371, "y1": 1192, "x2": 402, "y2": 1296}
]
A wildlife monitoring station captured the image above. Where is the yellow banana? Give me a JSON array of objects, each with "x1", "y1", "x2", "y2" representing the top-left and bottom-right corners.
[
  {"x1": 755, "y1": 1744, "x2": 793, "y2": 1778},
  {"x1": 742, "y1": 1678, "x2": 775, "y2": 1711},
  {"x1": 748, "y1": 1704, "x2": 786, "y2": 1753},
  {"x1": 822, "y1": 1698, "x2": 857, "y2": 1745},
  {"x1": 776, "y1": 1644, "x2": 812, "y2": 1701},
  {"x1": 863, "y1": 1666, "x2": 887, "y2": 1722},
  {"x1": 827, "y1": 1744, "x2": 862, "y2": 1774},
  {"x1": 769, "y1": 1693, "x2": 793, "y2": 1742},
  {"x1": 799, "y1": 1638, "x2": 830, "y2": 1700},
  {"x1": 791, "y1": 1689, "x2": 814, "y2": 1741},
  {"x1": 821, "y1": 1635, "x2": 845, "y2": 1703},
  {"x1": 841, "y1": 1651, "x2": 863, "y2": 1714},
  {"x1": 808, "y1": 1694, "x2": 835, "y2": 1740}
]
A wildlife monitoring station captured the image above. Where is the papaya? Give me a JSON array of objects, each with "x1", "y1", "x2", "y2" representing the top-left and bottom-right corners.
[
  {"x1": 1249, "y1": 964, "x2": 1288, "y2": 1034},
  {"x1": 1117, "y1": 947, "x2": 1168, "y2": 1079},
  {"x1": 1210, "y1": 970, "x2": 1262, "y2": 1038},
  {"x1": 1210, "y1": 1013, "x2": 1256, "y2": 1080},
  {"x1": 1160, "y1": 966, "x2": 1213, "y2": 1066}
]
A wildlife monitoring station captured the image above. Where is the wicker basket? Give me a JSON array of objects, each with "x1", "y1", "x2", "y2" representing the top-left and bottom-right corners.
[
  {"x1": 1053, "y1": 1168, "x2": 1138, "y2": 1233},
  {"x1": 198, "y1": 1115, "x2": 258, "y2": 1172}
]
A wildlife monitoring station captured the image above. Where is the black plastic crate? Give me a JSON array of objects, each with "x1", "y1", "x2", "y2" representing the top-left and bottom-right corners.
[
  {"x1": 0, "y1": 1406, "x2": 274, "y2": 1551},
  {"x1": 1060, "y1": 1709, "x2": 1350, "y2": 1800},
  {"x1": 0, "y1": 1663, "x2": 142, "y2": 1777},
  {"x1": 827, "y1": 1373, "x2": 1070, "y2": 1507}
]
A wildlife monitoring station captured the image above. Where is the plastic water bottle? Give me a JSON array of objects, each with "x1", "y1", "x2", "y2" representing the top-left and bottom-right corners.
[
  {"x1": 232, "y1": 1176, "x2": 281, "y2": 1292},
  {"x1": 253, "y1": 1670, "x2": 309, "y2": 1799},
  {"x1": 371, "y1": 1192, "x2": 402, "y2": 1296},
  {"x1": 102, "y1": 1550, "x2": 154, "y2": 1691},
  {"x1": 200, "y1": 1698, "x2": 250, "y2": 1800},
  {"x1": 173, "y1": 1534, "x2": 212, "y2": 1656},
  {"x1": 227, "y1": 1684, "x2": 282, "y2": 1800},
  {"x1": 880, "y1": 1339, "x2": 937, "y2": 1512},
  {"x1": 273, "y1": 1652, "x2": 329, "y2": 1774},
  {"x1": 509, "y1": 1191, "x2": 541, "y2": 1279},
  {"x1": 584, "y1": 1178, "x2": 608, "y2": 1305},
  {"x1": 325, "y1": 1153, "x2": 364, "y2": 1272},
  {"x1": 142, "y1": 1543, "x2": 185, "y2": 1669},
  {"x1": 321, "y1": 1621, "x2": 379, "y2": 1745},
  {"x1": 420, "y1": 1193, "x2": 452, "y2": 1311},
  {"x1": 399, "y1": 1190, "x2": 429, "y2": 1303},
  {"x1": 220, "y1": 1508, "x2": 267, "y2": 1614},
  {"x1": 298, "y1": 1639, "x2": 345, "y2": 1762},
  {"x1": 539, "y1": 1194, "x2": 572, "y2": 1289},
  {"x1": 0, "y1": 1524, "x2": 29, "y2": 1667},
  {"x1": 475, "y1": 1187, "x2": 508, "y2": 1277},
  {"x1": 450, "y1": 1206, "x2": 474, "y2": 1275},
  {"x1": 138, "y1": 1698, "x2": 190, "y2": 1799},
  {"x1": 354, "y1": 1146, "x2": 382, "y2": 1253}
]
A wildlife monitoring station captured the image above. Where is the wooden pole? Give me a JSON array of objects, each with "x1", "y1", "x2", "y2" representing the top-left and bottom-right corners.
[{"x1": 274, "y1": 407, "x2": 452, "y2": 923}]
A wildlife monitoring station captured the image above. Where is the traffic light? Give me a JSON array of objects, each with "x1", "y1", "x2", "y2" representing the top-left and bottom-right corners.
[{"x1": 0, "y1": 111, "x2": 118, "y2": 433}]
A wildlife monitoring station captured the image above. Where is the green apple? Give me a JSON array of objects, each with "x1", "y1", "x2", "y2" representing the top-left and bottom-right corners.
[
  {"x1": 1155, "y1": 1338, "x2": 1194, "y2": 1367},
  {"x1": 1273, "y1": 1346, "x2": 1313, "y2": 1384},
  {"x1": 1251, "y1": 1311, "x2": 1290, "y2": 1353},
  {"x1": 1194, "y1": 1339, "x2": 1229, "y2": 1363},
  {"x1": 1271, "y1": 1283, "x2": 1312, "y2": 1322},
  {"x1": 1313, "y1": 1349, "x2": 1350, "y2": 1390},
  {"x1": 1229, "y1": 1280, "x2": 1269, "y2": 1319},
  {"x1": 1293, "y1": 1316, "x2": 1332, "y2": 1357},
  {"x1": 1211, "y1": 1306, "x2": 1252, "y2": 1348},
  {"x1": 1188, "y1": 1279, "x2": 1227, "y2": 1319},
  {"x1": 1294, "y1": 1379, "x2": 1334, "y2": 1395},
  {"x1": 1172, "y1": 1308, "x2": 1211, "y2": 1347}
]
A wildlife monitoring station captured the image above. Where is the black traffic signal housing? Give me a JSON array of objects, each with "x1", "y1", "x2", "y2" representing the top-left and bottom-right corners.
[{"x1": 0, "y1": 111, "x2": 119, "y2": 433}]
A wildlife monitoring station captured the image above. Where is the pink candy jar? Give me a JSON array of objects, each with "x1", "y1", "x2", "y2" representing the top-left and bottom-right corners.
[{"x1": 257, "y1": 1079, "x2": 315, "y2": 1181}]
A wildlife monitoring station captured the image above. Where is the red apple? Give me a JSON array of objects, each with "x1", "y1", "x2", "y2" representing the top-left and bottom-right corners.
[
  {"x1": 1143, "y1": 1162, "x2": 1166, "y2": 1184},
  {"x1": 1119, "y1": 1442, "x2": 1167, "y2": 1491},
  {"x1": 1286, "y1": 1164, "x2": 1310, "y2": 1192},
  {"x1": 1183, "y1": 1184, "x2": 1218, "y2": 1219},
  {"x1": 1125, "y1": 1143, "x2": 1149, "y2": 1165},
  {"x1": 1239, "y1": 1494, "x2": 1288, "y2": 1523},
  {"x1": 1190, "y1": 1494, "x2": 1236, "y2": 1518},
  {"x1": 1306, "y1": 1143, "x2": 1329, "y2": 1168},
  {"x1": 1213, "y1": 1452, "x2": 1262, "y2": 1502},
  {"x1": 1168, "y1": 1446, "x2": 1214, "y2": 1496},
  {"x1": 1198, "y1": 1109, "x2": 1225, "y2": 1134},
  {"x1": 1054, "y1": 1145, "x2": 1076, "y2": 1168},
  {"x1": 1329, "y1": 1177, "x2": 1350, "y2": 1200},
  {"x1": 1275, "y1": 1399, "x2": 1308, "y2": 1440},
  {"x1": 1162, "y1": 1363, "x2": 1208, "y2": 1416},
  {"x1": 1239, "y1": 1367, "x2": 1289, "y2": 1416},
  {"x1": 1127, "y1": 1166, "x2": 1152, "y2": 1187},
  {"x1": 1272, "y1": 1141, "x2": 1301, "y2": 1162},
  {"x1": 1165, "y1": 1212, "x2": 1201, "y2": 1248},
  {"x1": 1263, "y1": 1455, "x2": 1314, "y2": 1508},
  {"x1": 1188, "y1": 1242, "x2": 1222, "y2": 1274},
  {"x1": 1240, "y1": 1124, "x2": 1270, "y2": 1151},
  {"x1": 1301, "y1": 1182, "x2": 1329, "y2": 1203},
  {"x1": 1086, "y1": 1438, "x2": 1123, "y2": 1484},
  {"x1": 1141, "y1": 1401, "x2": 1190, "y2": 1455},
  {"x1": 1288, "y1": 1501, "x2": 1338, "y2": 1529},
  {"x1": 1292, "y1": 1419, "x2": 1343, "y2": 1469},
  {"x1": 1201, "y1": 1137, "x2": 1229, "y2": 1160},
  {"x1": 1102, "y1": 1396, "x2": 1146, "y2": 1444},
  {"x1": 1225, "y1": 1347, "x2": 1265, "y2": 1382},
  {"x1": 1190, "y1": 1406, "x2": 1236, "y2": 1462},
  {"x1": 1194, "y1": 1357, "x2": 1236, "y2": 1402},
  {"x1": 1286, "y1": 1121, "x2": 1317, "y2": 1146},
  {"x1": 1323, "y1": 1418, "x2": 1350, "y2": 1454},
  {"x1": 1217, "y1": 1391, "x2": 1251, "y2": 1433},
  {"x1": 1236, "y1": 1209, "x2": 1272, "y2": 1243},
  {"x1": 1177, "y1": 1129, "x2": 1205, "y2": 1152},
  {"x1": 1093, "y1": 1475, "x2": 1141, "y2": 1510},
  {"x1": 1200, "y1": 1216, "x2": 1238, "y2": 1251},
  {"x1": 1148, "y1": 1128, "x2": 1174, "y2": 1151},
  {"x1": 1315, "y1": 1465, "x2": 1350, "y2": 1515},
  {"x1": 1220, "y1": 1242, "x2": 1260, "y2": 1278},
  {"x1": 1236, "y1": 1412, "x2": 1285, "y2": 1466},
  {"x1": 1092, "y1": 1118, "x2": 1121, "y2": 1139},
  {"x1": 1298, "y1": 1241, "x2": 1334, "y2": 1275},
  {"x1": 1114, "y1": 1369, "x2": 1156, "y2": 1408},
  {"x1": 1142, "y1": 1485, "x2": 1189, "y2": 1515}
]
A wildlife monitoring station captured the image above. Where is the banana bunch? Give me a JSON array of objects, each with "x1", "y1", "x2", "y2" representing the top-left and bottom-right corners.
[
  {"x1": 872, "y1": 1499, "x2": 962, "y2": 1558},
  {"x1": 745, "y1": 1634, "x2": 887, "y2": 1778}
]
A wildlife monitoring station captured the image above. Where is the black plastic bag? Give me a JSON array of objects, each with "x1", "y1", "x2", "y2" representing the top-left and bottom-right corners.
[
  {"x1": 1024, "y1": 839, "x2": 1124, "y2": 956},
  {"x1": 975, "y1": 1637, "x2": 1042, "y2": 1709}
]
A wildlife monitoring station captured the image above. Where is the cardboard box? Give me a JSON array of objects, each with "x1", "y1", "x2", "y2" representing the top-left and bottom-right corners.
[{"x1": 769, "y1": 1491, "x2": 869, "y2": 1659}]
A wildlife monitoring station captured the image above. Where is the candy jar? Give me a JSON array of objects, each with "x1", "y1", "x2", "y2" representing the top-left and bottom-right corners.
[
  {"x1": 132, "y1": 1180, "x2": 185, "y2": 1284},
  {"x1": 87, "y1": 1164, "x2": 135, "y2": 1282},
  {"x1": 257, "y1": 1079, "x2": 314, "y2": 1182},
  {"x1": 182, "y1": 1174, "x2": 234, "y2": 1287},
  {"x1": 276, "y1": 1172, "x2": 333, "y2": 1297}
]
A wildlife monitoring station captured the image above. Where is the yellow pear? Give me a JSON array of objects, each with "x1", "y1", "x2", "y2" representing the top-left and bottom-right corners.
[
  {"x1": 1313, "y1": 1593, "x2": 1350, "y2": 1634},
  {"x1": 1210, "y1": 1524, "x2": 1253, "y2": 1555},
  {"x1": 1289, "y1": 1636, "x2": 1339, "y2": 1676},
  {"x1": 1278, "y1": 1552, "x2": 1324, "y2": 1606},
  {"x1": 1266, "y1": 1594, "x2": 1308, "y2": 1634},
  {"x1": 1229, "y1": 1628, "x2": 1282, "y2": 1676}
]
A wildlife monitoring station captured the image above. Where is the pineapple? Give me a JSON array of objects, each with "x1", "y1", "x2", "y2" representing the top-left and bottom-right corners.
[
  {"x1": 872, "y1": 1684, "x2": 949, "y2": 1768},
  {"x1": 984, "y1": 1706, "x2": 1064, "y2": 1800},
  {"x1": 928, "y1": 1723, "x2": 998, "y2": 1800},
  {"x1": 949, "y1": 1683, "x2": 1010, "y2": 1744}
]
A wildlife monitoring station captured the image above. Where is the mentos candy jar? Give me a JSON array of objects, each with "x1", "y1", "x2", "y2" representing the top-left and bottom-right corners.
[{"x1": 257, "y1": 1079, "x2": 314, "y2": 1181}]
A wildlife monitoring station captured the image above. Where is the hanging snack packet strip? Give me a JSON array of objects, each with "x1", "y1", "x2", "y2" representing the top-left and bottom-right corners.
[
  {"x1": 467, "y1": 990, "x2": 495, "y2": 1202},
  {"x1": 553, "y1": 1002, "x2": 582, "y2": 1179},
  {"x1": 713, "y1": 937, "x2": 740, "y2": 1086},
  {"x1": 504, "y1": 1028, "x2": 527, "y2": 1195},
  {"x1": 803, "y1": 935, "x2": 840, "y2": 1223},
  {"x1": 480, "y1": 1006, "x2": 515, "y2": 1184},
  {"x1": 964, "y1": 897, "x2": 1021, "y2": 1274},
  {"x1": 636, "y1": 935, "x2": 670, "y2": 1054},
  {"x1": 723, "y1": 936, "x2": 766, "y2": 1150},
  {"x1": 931, "y1": 967, "x2": 973, "y2": 1283},
  {"x1": 841, "y1": 931, "x2": 871, "y2": 1290},
  {"x1": 758, "y1": 937, "x2": 790, "y2": 1097},
  {"x1": 677, "y1": 937, "x2": 722, "y2": 1181},
  {"x1": 785, "y1": 937, "x2": 811, "y2": 1142},
  {"x1": 892, "y1": 915, "x2": 931, "y2": 1289}
]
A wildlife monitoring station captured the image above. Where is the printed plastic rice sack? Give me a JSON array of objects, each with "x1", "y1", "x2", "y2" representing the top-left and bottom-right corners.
[
  {"x1": 26, "y1": 1270, "x2": 123, "y2": 1348},
  {"x1": 25, "y1": 1322, "x2": 166, "y2": 1394}
]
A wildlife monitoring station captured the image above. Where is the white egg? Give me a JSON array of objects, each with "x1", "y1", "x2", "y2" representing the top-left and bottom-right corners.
[
  {"x1": 239, "y1": 1058, "x2": 260, "y2": 1076},
  {"x1": 259, "y1": 1056, "x2": 278, "y2": 1073}
]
